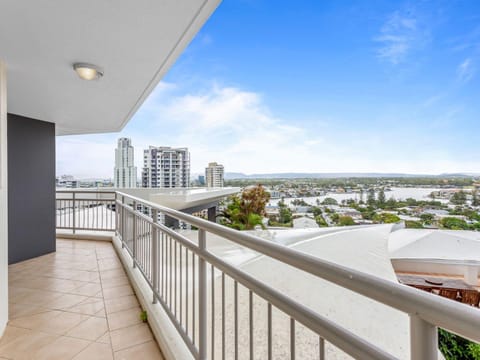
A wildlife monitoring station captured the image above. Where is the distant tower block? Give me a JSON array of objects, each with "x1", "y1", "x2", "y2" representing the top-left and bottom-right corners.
[
  {"x1": 114, "y1": 138, "x2": 137, "y2": 188},
  {"x1": 205, "y1": 162, "x2": 224, "y2": 188}
]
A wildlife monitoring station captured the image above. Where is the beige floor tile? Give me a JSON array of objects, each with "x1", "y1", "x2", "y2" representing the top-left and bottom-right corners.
[
  {"x1": 100, "y1": 268, "x2": 127, "y2": 280},
  {"x1": 73, "y1": 342, "x2": 114, "y2": 360},
  {"x1": 104, "y1": 295, "x2": 139, "y2": 314},
  {"x1": 107, "y1": 307, "x2": 142, "y2": 331},
  {"x1": 0, "y1": 329, "x2": 57, "y2": 359},
  {"x1": 66, "y1": 298, "x2": 105, "y2": 316},
  {"x1": 0, "y1": 326, "x2": 31, "y2": 347},
  {"x1": 44, "y1": 293, "x2": 89, "y2": 310},
  {"x1": 29, "y1": 335, "x2": 91, "y2": 360},
  {"x1": 10, "y1": 288, "x2": 64, "y2": 306},
  {"x1": 9, "y1": 310, "x2": 89, "y2": 335},
  {"x1": 8, "y1": 302, "x2": 48, "y2": 319},
  {"x1": 114, "y1": 340, "x2": 163, "y2": 360},
  {"x1": 6, "y1": 239, "x2": 163, "y2": 360},
  {"x1": 69, "y1": 282, "x2": 103, "y2": 297},
  {"x1": 96, "y1": 332, "x2": 111, "y2": 344},
  {"x1": 70, "y1": 271, "x2": 100, "y2": 282},
  {"x1": 102, "y1": 285, "x2": 134, "y2": 300},
  {"x1": 110, "y1": 323, "x2": 153, "y2": 352},
  {"x1": 101, "y1": 275, "x2": 130, "y2": 289},
  {"x1": 67, "y1": 316, "x2": 109, "y2": 341}
]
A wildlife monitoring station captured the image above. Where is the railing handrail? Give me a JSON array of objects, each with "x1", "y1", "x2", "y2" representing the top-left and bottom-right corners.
[
  {"x1": 56, "y1": 190, "x2": 116, "y2": 195},
  {"x1": 115, "y1": 190, "x2": 480, "y2": 344},
  {"x1": 116, "y1": 199, "x2": 395, "y2": 360}
]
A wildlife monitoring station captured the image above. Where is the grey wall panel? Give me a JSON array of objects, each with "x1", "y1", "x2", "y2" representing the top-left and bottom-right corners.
[{"x1": 8, "y1": 113, "x2": 55, "y2": 264}]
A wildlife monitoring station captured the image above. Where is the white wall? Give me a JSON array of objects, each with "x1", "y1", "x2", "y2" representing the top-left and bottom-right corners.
[{"x1": 0, "y1": 60, "x2": 8, "y2": 336}]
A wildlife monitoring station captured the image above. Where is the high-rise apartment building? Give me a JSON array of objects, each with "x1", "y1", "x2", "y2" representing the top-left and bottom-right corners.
[
  {"x1": 142, "y1": 146, "x2": 190, "y2": 188},
  {"x1": 205, "y1": 162, "x2": 224, "y2": 188},
  {"x1": 114, "y1": 138, "x2": 137, "y2": 188}
]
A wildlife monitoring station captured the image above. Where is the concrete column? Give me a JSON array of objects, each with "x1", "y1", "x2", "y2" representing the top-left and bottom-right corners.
[
  {"x1": 207, "y1": 206, "x2": 216, "y2": 223},
  {"x1": 0, "y1": 60, "x2": 8, "y2": 337}
]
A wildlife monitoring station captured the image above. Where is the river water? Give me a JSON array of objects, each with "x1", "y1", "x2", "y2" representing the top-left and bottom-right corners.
[{"x1": 268, "y1": 187, "x2": 451, "y2": 206}]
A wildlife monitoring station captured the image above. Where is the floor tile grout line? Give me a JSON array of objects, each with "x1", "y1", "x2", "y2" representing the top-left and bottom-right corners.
[{"x1": 96, "y1": 245, "x2": 115, "y2": 358}]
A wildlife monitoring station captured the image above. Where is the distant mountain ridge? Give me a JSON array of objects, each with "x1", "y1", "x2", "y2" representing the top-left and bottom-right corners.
[{"x1": 224, "y1": 172, "x2": 479, "y2": 180}]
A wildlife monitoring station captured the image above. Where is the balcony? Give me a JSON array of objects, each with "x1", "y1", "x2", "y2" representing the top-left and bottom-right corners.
[
  {"x1": 2, "y1": 238, "x2": 163, "y2": 359},
  {"x1": 4, "y1": 190, "x2": 479, "y2": 359}
]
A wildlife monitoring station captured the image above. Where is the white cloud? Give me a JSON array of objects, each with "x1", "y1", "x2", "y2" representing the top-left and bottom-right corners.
[
  {"x1": 375, "y1": 10, "x2": 426, "y2": 65},
  {"x1": 56, "y1": 83, "x2": 480, "y2": 179},
  {"x1": 457, "y1": 58, "x2": 475, "y2": 83}
]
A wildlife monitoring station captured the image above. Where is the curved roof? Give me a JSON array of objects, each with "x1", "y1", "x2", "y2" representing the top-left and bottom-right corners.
[{"x1": 389, "y1": 229, "x2": 480, "y2": 262}]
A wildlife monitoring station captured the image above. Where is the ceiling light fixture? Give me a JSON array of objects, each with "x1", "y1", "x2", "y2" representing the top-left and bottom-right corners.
[{"x1": 73, "y1": 63, "x2": 104, "y2": 80}]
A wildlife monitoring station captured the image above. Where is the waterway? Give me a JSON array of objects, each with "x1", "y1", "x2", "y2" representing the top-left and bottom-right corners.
[{"x1": 268, "y1": 187, "x2": 452, "y2": 206}]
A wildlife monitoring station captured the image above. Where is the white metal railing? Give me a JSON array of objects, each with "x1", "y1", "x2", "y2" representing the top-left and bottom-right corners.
[
  {"x1": 56, "y1": 190, "x2": 116, "y2": 232},
  {"x1": 57, "y1": 190, "x2": 480, "y2": 359}
]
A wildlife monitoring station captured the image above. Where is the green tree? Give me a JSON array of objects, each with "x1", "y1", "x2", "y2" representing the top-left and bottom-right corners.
[
  {"x1": 220, "y1": 184, "x2": 270, "y2": 230},
  {"x1": 367, "y1": 188, "x2": 376, "y2": 206},
  {"x1": 440, "y1": 217, "x2": 469, "y2": 230},
  {"x1": 311, "y1": 206, "x2": 322, "y2": 217},
  {"x1": 338, "y1": 216, "x2": 355, "y2": 226},
  {"x1": 472, "y1": 191, "x2": 480, "y2": 207},
  {"x1": 385, "y1": 197, "x2": 397, "y2": 210},
  {"x1": 278, "y1": 199, "x2": 292, "y2": 224},
  {"x1": 420, "y1": 213, "x2": 434, "y2": 225},
  {"x1": 377, "y1": 188, "x2": 386, "y2": 208},
  {"x1": 373, "y1": 213, "x2": 401, "y2": 224},
  {"x1": 405, "y1": 220, "x2": 424, "y2": 229},
  {"x1": 315, "y1": 215, "x2": 328, "y2": 227},
  {"x1": 439, "y1": 328, "x2": 480, "y2": 360},
  {"x1": 451, "y1": 191, "x2": 467, "y2": 205},
  {"x1": 322, "y1": 197, "x2": 338, "y2": 205}
]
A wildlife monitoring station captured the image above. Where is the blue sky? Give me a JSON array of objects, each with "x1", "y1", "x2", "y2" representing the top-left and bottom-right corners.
[{"x1": 57, "y1": 0, "x2": 480, "y2": 178}]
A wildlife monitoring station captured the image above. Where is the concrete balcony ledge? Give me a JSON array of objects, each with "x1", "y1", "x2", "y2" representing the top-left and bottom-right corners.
[{"x1": 1, "y1": 238, "x2": 164, "y2": 360}]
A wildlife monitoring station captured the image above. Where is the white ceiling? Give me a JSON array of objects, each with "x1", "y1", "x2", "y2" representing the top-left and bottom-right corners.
[{"x1": 0, "y1": 0, "x2": 220, "y2": 135}]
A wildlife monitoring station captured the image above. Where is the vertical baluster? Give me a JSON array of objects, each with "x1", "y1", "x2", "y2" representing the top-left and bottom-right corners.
[
  {"x1": 198, "y1": 229, "x2": 207, "y2": 360},
  {"x1": 222, "y1": 272, "x2": 225, "y2": 360},
  {"x1": 72, "y1": 192, "x2": 76, "y2": 234},
  {"x1": 234, "y1": 281, "x2": 238, "y2": 360},
  {"x1": 290, "y1": 318, "x2": 295, "y2": 360},
  {"x1": 152, "y1": 209, "x2": 158, "y2": 304},
  {"x1": 211, "y1": 264, "x2": 215, "y2": 360},
  {"x1": 193, "y1": 253, "x2": 196, "y2": 345},
  {"x1": 132, "y1": 201, "x2": 137, "y2": 268},
  {"x1": 319, "y1": 337, "x2": 325, "y2": 360},
  {"x1": 249, "y1": 290, "x2": 253, "y2": 360},
  {"x1": 268, "y1": 303, "x2": 272, "y2": 360}
]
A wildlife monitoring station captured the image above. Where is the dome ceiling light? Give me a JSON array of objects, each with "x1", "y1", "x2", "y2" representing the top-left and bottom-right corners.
[{"x1": 73, "y1": 63, "x2": 104, "y2": 80}]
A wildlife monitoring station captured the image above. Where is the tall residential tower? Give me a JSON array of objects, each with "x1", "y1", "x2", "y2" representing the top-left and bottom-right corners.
[
  {"x1": 205, "y1": 162, "x2": 224, "y2": 188},
  {"x1": 142, "y1": 146, "x2": 190, "y2": 188},
  {"x1": 114, "y1": 138, "x2": 137, "y2": 188}
]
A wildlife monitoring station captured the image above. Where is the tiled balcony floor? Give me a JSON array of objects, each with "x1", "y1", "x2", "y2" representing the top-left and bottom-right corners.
[{"x1": 0, "y1": 239, "x2": 164, "y2": 360}]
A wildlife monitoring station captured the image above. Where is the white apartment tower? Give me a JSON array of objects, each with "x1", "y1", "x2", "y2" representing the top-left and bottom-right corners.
[
  {"x1": 205, "y1": 162, "x2": 224, "y2": 188},
  {"x1": 142, "y1": 146, "x2": 190, "y2": 188},
  {"x1": 114, "y1": 138, "x2": 137, "y2": 188}
]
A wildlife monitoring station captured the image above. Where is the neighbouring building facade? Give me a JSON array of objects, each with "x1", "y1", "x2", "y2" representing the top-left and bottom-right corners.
[
  {"x1": 142, "y1": 146, "x2": 190, "y2": 188},
  {"x1": 114, "y1": 137, "x2": 137, "y2": 188},
  {"x1": 205, "y1": 162, "x2": 224, "y2": 188}
]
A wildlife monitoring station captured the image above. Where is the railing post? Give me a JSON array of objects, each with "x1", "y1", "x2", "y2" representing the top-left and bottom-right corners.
[
  {"x1": 152, "y1": 208, "x2": 159, "y2": 304},
  {"x1": 410, "y1": 315, "x2": 437, "y2": 360},
  {"x1": 114, "y1": 192, "x2": 118, "y2": 236},
  {"x1": 132, "y1": 200, "x2": 137, "y2": 268},
  {"x1": 198, "y1": 229, "x2": 207, "y2": 360},
  {"x1": 72, "y1": 191, "x2": 76, "y2": 234},
  {"x1": 121, "y1": 196, "x2": 125, "y2": 248}
]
